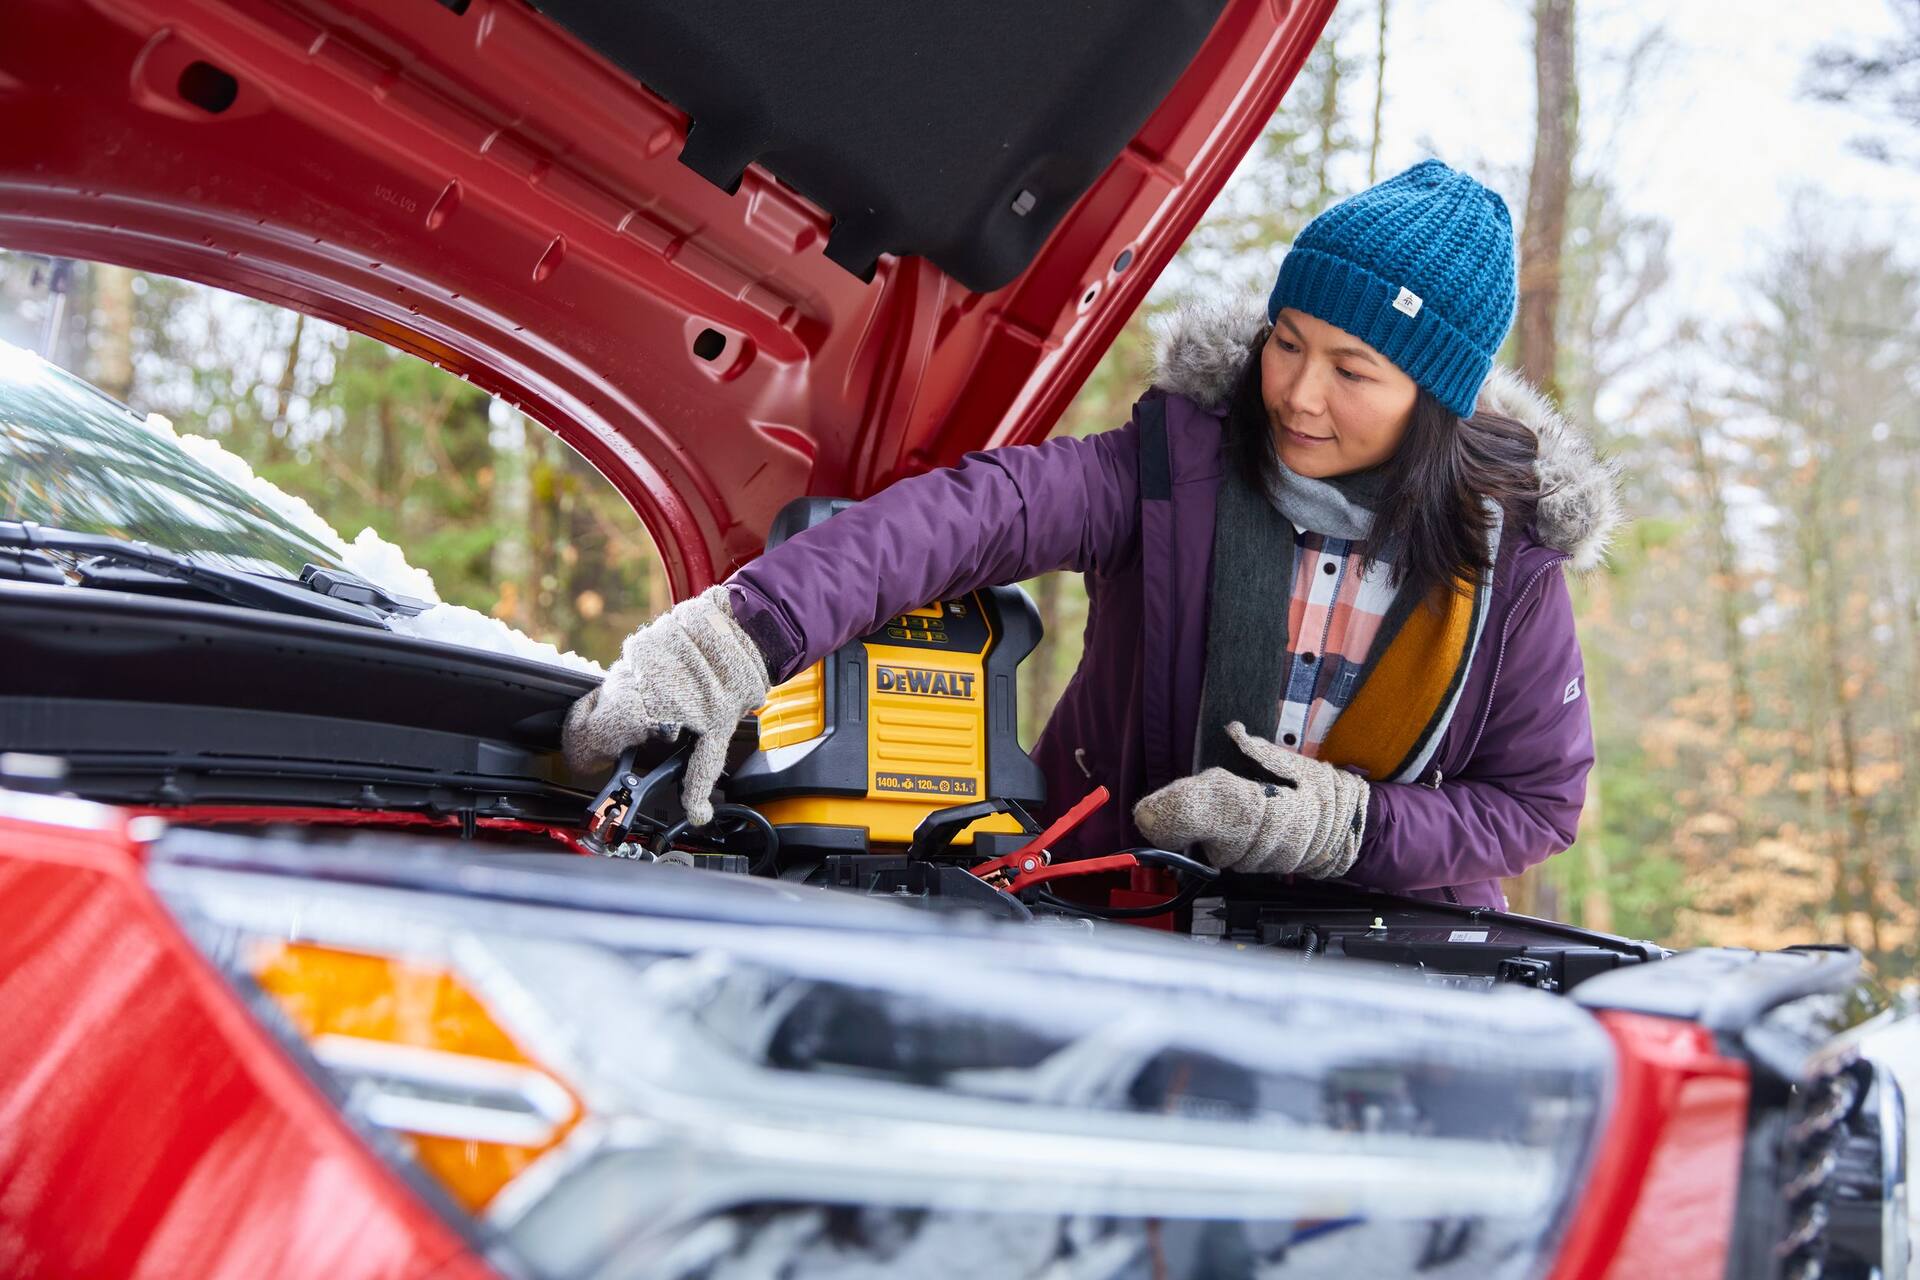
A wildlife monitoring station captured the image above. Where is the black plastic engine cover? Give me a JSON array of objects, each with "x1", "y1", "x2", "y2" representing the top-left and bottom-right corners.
[
  {"x1": 528, "y1": 0, "x2": 1230, "y2": 289},
  {"x1": 1195, "y1": 878, "x2": 1663, "y2": 992}
]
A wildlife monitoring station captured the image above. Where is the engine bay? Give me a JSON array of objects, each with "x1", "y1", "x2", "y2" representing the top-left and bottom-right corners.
[
  {"x1": 553, "y1": 733, "x2": 1663, "y2": 993},
  {"x1": 2, "y1": 578, "x2": 1663, "y2": 997}
]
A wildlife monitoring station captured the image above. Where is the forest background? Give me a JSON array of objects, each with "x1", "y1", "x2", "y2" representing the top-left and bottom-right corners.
[{"x1": 5, "y1": 0, "x2": 1920, "y2": 973}]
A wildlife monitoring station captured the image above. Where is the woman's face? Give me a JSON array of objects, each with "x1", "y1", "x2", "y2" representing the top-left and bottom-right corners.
[{"x1": 1259, "y1": 308, "x2": 1419, "y2": 479}]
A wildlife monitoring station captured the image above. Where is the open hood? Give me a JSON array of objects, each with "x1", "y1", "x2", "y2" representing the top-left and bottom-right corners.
[{"x1": 0, "y1": 0, "x2": 1331, "y2": 595}]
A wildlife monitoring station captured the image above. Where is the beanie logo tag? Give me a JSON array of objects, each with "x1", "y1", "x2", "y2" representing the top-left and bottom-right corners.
[{"x1": 1391, "y1": 286, "x2": 1423, "y2": 318}]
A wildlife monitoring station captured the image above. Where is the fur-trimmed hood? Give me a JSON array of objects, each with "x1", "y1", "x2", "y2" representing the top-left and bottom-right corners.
[{"x1": 1148, "y1": 298, "x2": 1623, "y2": 572}]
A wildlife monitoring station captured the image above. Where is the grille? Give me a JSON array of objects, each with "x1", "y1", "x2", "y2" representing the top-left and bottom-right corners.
[{"x1": 1777, "y1": 1057, "x2": 1870, "y2": 1280}]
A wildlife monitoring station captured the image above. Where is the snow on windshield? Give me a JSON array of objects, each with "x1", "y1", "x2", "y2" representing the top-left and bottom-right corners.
[{"x1": 146, "y1": 412, "x2": 606, "y2": 677}]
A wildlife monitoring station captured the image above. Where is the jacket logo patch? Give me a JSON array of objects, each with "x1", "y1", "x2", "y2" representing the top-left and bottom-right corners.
[
  {"x1": 1392, "y1": 286, "x2": 1423, "y2": 318},
  {"x1": 875, "y1": 665, "x2": 975, "y2": 700},
  {"x1": 1563, "y1": 677, "x2": 1582, "y2": 705}
]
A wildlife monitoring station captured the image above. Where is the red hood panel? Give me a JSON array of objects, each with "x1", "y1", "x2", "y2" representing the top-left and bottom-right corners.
[{"x1": 0, "y1": 0, "x2": 1331, "y2": 594}]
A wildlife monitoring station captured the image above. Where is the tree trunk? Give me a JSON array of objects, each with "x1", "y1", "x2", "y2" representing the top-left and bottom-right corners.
[
  {"x1": 562, "y1": 447, "x2": 621, "y2": 658},
  {"x1": 1681, "y1": 395, "x2": 1751, "y2": 728},
  {"x1": 1832, "y1": 691, "x2": 1882, "y2": 960},
  {"x1": 490, "y1": 410, "x2": 535, "y2": 629},
  {"x1": 91, "y1": 264, "x2": 137, "y2": 402},
  {"x1": 1518, "y1": 0, "x2": 1577, "y2": 401},
  {"x1": 1900, "y1": 440, "x2": 1920, "y2": 896},
  {"x1": 1023, "y1": 572, "x2": 1064, "y2": 751},
  {"x1": 1504, "y1": 0, "x2": 1578, "y2": 923},
  {"x1": 1368, "y1": 0, "x2": 1389, "y2": 186},
  {"x1": 376, "y1": 398, "x2": 402, "y2": 512},
  {"x1": 264, "y1": 312, "x2": 305, "y2": 466},
  {"x1": 40, "y1": 259, "x2": 83, "y2": 370},
  {"x1": 1314, "y1": 34, "x2": 1343, "y2": 206},
  {"x1": 1796, "y1": 439, "x2": 1870, "y2": 952},
  {"x1": 1806, "y1": 455, "x2": 1882, "y2": 961},
  {"x1": 1578, "y1": 769, "x2": 1613, "y2": 932},
  {"x1": 525, "y1": 434, "x2": 569, "y2": 645}
]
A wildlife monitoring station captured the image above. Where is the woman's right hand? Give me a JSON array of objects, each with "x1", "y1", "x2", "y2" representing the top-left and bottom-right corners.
[{"x1": 562, "y1": 586, "x2": 771, "y2": 828}]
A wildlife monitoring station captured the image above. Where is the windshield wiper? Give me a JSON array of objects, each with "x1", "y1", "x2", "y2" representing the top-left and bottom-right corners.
[{"x1": 0, "y1": 520, "x2": 426, "y2": 629}]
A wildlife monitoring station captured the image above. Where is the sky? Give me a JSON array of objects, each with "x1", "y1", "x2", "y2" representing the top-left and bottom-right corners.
[{"x1": 1171, "y1": 0, "x2": 1920, "y2": 328}]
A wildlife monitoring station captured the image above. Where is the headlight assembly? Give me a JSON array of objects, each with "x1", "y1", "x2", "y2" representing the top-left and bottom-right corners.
[{"x1": 152, "y1": 829, "x2": 1614, "y2": 1280}]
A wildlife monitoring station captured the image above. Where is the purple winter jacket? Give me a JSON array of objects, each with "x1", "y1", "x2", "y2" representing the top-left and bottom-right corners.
[{"x1": 727, "y1": 302, "x2": 1621, "y2": 909}]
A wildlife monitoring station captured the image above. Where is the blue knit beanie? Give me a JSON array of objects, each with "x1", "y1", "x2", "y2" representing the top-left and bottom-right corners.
[{"x1": 1267, "y1": 159, "x2": 1517, "y2": 418}]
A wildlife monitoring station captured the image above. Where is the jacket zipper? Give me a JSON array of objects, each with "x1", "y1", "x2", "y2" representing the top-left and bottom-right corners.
[
  {"x1": 1458, "y1": 554, "x2": 1571, "y2": 764},
  {"x1": 1432, "y1": 554, "x2": 1568, "y2": 908}
]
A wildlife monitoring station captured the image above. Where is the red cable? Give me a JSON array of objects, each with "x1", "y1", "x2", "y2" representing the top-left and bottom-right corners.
[
  {"x1": 967, "y1": 785, "x2": 1111, "y2": 883},
  {"x1": 1004, "y1": 852, "x2": 1141, "y2": 895}
]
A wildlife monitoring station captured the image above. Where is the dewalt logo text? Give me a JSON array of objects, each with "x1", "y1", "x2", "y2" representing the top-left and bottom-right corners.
[{"x1": 874, "y1": 665, "x2": 975, "y2": 699}]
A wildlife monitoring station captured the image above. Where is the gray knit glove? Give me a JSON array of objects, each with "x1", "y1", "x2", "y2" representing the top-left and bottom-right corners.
[
  {"x1": 1132, "y1": 722, "x2": 1369, "y2": 878},
  {"x1": 563, "y1": 586, "x2": 771, "y2": 827}
]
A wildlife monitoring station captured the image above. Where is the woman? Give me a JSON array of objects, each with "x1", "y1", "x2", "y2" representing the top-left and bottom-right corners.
[{"x1": 565, "y1": 159, "x2": 1621, "y2": 909}]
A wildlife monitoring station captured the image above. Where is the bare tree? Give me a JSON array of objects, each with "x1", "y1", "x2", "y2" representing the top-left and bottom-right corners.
[
  {"x1": 91, "y1": 265, "x2": 137, "y2": 402},
  {"x1": 1805, "y1": 0, "x2": 1920, "y2": 165},
  {"x1": 1675, "y1": 378, "x2": 1751, "y2": 729},
  {"x1": 1725, "y1": 218, "x2": 1920, "y2": 966},
  {"x1": 1314, "y1": 32, "x2": 1347, "y2": 205},
  {"x1": 259, "y1": 312, "x2": 305, "y2": 466},
  {"x1": 1172, "y1": 12, "x2": 1361, "y2": 293},
  {"x1": 1505, "y1": 0, "x2": 1580, "y2": 918},
  {"x1": 1518, "y1": 0, "x2": 1578, "y2": 401},
  {"x1": 1368, "y1": 0, "x2": 1390, "y2": 185}
]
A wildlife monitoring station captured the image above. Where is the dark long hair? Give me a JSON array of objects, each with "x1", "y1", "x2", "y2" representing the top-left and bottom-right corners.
[{"x1": 1225, "y1": 326, "x2": 1540, "y2": 606}]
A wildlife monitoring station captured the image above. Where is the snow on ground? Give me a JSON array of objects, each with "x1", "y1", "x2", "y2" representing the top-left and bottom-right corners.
[{"x1": 146, "y1": 412, "x2": 606, "y2": 677}]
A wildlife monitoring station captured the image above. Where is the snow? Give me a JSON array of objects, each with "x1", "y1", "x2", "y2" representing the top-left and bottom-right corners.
[
  {"x1": 158, "y1": 415, "x2": 349, "y2": 555},
  {"x1": 339, "y1": 527, "x2": 440, "y2": 605},
  {"x1": 385, "y1": 604, "x2": 604, "y2": 676},
  {"x1": 140, "y1": 412, "x2": 606, "y2": 676}
]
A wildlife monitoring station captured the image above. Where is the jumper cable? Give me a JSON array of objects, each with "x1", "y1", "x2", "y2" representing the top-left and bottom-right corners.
[
  {"x1": 967, "y1": 784, "x2": 1222, "y2": 918},
  {"x1": 967, "y1": 785, "x2": 1110, "y2": 887}
]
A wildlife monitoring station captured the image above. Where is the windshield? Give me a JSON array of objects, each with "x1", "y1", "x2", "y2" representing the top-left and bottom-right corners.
[{"x1": 0, "y1": 340, "x2": 342, "y2": 577}]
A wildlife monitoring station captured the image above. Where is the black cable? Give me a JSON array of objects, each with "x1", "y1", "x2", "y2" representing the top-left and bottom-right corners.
[
  {"x1": 656, "y1": 803, "x2": 781, "y2": 876},
  {"x1": 1032, "y1": 880, "x2": 1210, "y2": 921},
  {"x1": 1107, "y1": 846, "x2": 1221, "y2": 882},
  {"x1": 716, "y1": 803, "x2": 782, "y2": 877}
]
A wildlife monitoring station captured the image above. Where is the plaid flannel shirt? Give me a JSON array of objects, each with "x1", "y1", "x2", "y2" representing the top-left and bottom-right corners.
[{"x1": 1274, "y1": 528, "x2": 1398, "y2": 757}]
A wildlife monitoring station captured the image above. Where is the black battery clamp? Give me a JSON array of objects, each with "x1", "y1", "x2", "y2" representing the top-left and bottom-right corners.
[{"x1": 581, "y1": 740, "x2": 779, "y2": 874}]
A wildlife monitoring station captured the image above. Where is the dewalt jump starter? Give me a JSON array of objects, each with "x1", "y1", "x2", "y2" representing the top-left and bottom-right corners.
[{"x1": 726, "y1": 497, "x2": 1045, "y2": 860}]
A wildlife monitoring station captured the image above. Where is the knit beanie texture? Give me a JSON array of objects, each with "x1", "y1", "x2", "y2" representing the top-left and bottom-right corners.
[{"x1": 1267, "y1": 159, "x2": 1517, "y2": 418}]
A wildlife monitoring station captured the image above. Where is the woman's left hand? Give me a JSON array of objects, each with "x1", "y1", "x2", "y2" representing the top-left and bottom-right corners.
[{"x1": 1132, "y1": 722, "x2": 1369, "y2": 878}]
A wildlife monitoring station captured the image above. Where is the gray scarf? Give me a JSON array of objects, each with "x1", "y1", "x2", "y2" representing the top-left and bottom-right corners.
[{"x1": 1263, "y1": 447, "x2": 1391, "y2": 542}]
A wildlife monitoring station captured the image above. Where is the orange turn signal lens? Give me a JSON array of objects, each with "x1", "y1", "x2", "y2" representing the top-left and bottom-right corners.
[{"x1": 251, "y1": 942, "x2": 579, "y2": 1212}]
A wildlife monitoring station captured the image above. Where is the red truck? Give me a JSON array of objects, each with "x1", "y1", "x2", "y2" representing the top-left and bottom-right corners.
[{"x1": 0, "y1": 1, "x2": 1912, "y2": 1277}]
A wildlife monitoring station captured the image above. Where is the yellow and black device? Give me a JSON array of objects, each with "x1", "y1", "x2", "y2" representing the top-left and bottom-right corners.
[{"x1": 726, "y1": 497, "x2": 1046, "y2": 860}]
